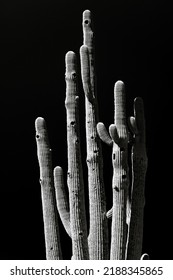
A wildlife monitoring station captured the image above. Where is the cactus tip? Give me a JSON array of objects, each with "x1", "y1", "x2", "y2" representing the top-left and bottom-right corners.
[
  {"x1": 114, "y1": 80, "x2": 125, "y2": 92},
  {"x1": 65, "y1": 51, "x2": 77, "y2": 78},
  {"x1": 35, "y1": 117, "x2": 46, "y2": 129},
  {"x1": 83, "y1": 10, "x2": 92, "y2": 26},
  {"x1": 80, "y1": 44, "x2": 88, "y2": 53},
  {"x1": 134, "y1": 96, "x2": 144, "y2": 111},
  {"x1": 54, "y1": 166, "x2": 63, "y2": 174},
  {"x1": 65, "y1": 51, "x2": 76, "y2": 64},
  {"x1": 141, "y1": 253, "x2": 150, "y2": 260},
  {"x1": 83, "y1": 9, "x2": 91, "y2": 18}
]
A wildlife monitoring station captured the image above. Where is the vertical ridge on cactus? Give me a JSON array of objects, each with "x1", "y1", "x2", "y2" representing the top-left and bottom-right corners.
[{"x1": 35, "y1": 117, "x2": 62, "y2": 260}]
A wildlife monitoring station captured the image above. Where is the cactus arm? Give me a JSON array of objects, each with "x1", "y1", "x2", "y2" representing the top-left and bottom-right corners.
[
  {"x1": 54, "y1": 166, "x2": 71, "y2": 237},
  {"x1": 80, "y1": 45, "x2": 93, "y2": 103},
  {"x1": 126, "y1": 97, "x2": 148, "y2": 259},
  {"x1": 65, "y1": 51, "x2": 89, "y2": 259},
  {"x1": 141, "y1": 253, "x2": 150, "y2": 260},
  {"x1": 106, "y1": 207, "x2": 113, "y2": 219},
  {"x1": 97, "y1": 122, "x2": 113, "y2": 146},
  {"x1": 80, "y1": 10, "x2": 109, "y2": 260},
  {"x1": 110, "y1": 81, "x2": 129, "y2": 260},
  {"x1": 35, "y1": 117, "x2": 62, "y2": 260}
]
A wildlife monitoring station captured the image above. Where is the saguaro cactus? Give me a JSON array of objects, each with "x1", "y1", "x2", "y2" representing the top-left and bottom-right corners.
[
  {"x1": 80, "y1": 10, "x2": 108, "y2": 260},
  {"x1": 35, "y1": 9, "x2": 147, "y2": 260},
  {"x1": 35, "y1": 117, "x2": 62, "y2": 260},
  {"x1": 126, "y1": 97, "x2": 148, "y2": 259},
  {"x1": 64, "y1": 51, "x2": 89, "y2": 259}
]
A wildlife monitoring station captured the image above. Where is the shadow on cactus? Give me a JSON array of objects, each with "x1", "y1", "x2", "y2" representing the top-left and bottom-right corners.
[{"x1": 35, "y1": 10, "x2": 148, "y2": 260}]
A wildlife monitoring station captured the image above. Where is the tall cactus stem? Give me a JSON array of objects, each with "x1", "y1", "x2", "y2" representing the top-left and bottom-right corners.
[
  {"x1": 110, "y1": 81, "x2": 129, "y2": 260},
  {"x1": 65, "y1": 51, "x2": 89, "y2": 259},
  {"x1": 54, "y1": 166, "x2": 71, "y2": 237},
  {"x1": 126, "y1": 97, "x2": 148, "y2": 259},
  {"x1": 81, "y1": 10, "x2": 109, "y2": 259},
  {"x1": 35, "y1": 117, "x2": 62, "y2": 259}
]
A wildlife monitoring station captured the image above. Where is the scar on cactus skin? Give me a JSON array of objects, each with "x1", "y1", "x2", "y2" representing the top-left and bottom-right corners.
[{"x1": 35, "y1": 9, "x2": 148, "y2": 260}]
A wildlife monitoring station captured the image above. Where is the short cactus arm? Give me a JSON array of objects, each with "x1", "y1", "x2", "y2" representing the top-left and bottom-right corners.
[
  {"x1": 54, "y1": 166, "x2": 71, "y2": 237},
  {"x1": 35, "y1": 117, "x2": 62, "y2": 260},
  {"x1": 65, "y1": 51, "x2": 89, "y2": 259},
  {"x1": 97, "y1": 122, "x2": 113, "y2": 146},
  {"x1": 110, "y1": 81, "x2": 129, "y2": 260},
  {"x1": 126, "y1": 97, "x2": 148, "y2": 260},
  {"x1": 80, "y1": 10, "x2": 109, "y2": 260}
]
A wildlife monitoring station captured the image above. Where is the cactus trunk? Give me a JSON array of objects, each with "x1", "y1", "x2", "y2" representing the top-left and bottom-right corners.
[
  {"x1": 35, "y1": 117, "x2": 62, "y2": 259},
  {"x1": 80, "y1": 10, "x2": 109, "y2": 260},
  {"x1": 126, "y1": 97, "x2": 148, "y2": 259},
  {"x1": 65, "y1": 51, "x2": 89, "y2": 259},
  {"x1": 110, "y1": 81, "x2": 129, "y2": 260}
]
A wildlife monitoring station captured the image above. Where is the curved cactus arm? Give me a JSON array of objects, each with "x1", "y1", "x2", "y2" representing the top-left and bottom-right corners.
[
  {"x1": 65, "y1": 51, "x2": 89, "y2": 259},
  {"x1": 141, "y1": 253, "x2": 150, "y2": 260},
  {"x1": 128, "y1": 116, "x2": 138, "y2": 135},
  {"x1": 126, "y1": 97, "x2": 148, "y2": 260},
  {"x1": 54, "y1": 166, "x2": 71, "y2": 237},
  {"x1": 80, "y1": 10, "x2": 109, "y2": 260},
  {"x1": 110, "y1": 81, "x2": 129, "y2": 260},
  {"x1": 35, "y1": 117, "x2": 62, "y2": 260},
  {"x1": 106, "y1": 207, "x2": 113, "y2": 219},
  {"x1": 109, "y1": 124, "x2": 120, "y2": 145},
  {"x1": 80, "y1": 45, "x2": 93, "y2": 103},
  {"x1": 97, "y1": 122, "x2": 113, "y2": 146}
]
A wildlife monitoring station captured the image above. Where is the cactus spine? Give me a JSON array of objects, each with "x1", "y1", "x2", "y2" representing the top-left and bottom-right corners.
[{"x1": 35, "y1": 10, "x2": 148, "y2": 260}]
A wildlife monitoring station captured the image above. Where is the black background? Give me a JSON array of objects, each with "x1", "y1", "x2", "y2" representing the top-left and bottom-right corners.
[{"x1": 1, "y1": 0, "x2": 173, "y2": 260}]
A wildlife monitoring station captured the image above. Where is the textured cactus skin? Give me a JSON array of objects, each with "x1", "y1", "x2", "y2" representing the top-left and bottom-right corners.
[
  {"x1": 65, "y1": 51, "x2": 89, "y2": 259},
  {"x1": 80, "y1": 10, "x2": 109, "y2": 260},
  {"x1": 35, "y1": 117, "x2": 62, "y2": 260},
  {"x1": 126, "y1": 97, "x2": 148, "y2": 260},
  {"x1": 54, "y1": 166, "x2": 71, "y2": 237},
  {"x1": 35, "y1": 10, "x2": 148, "y2": 260},
  {"x1": 109, "y1": 81, "x2": 129, "y2": 260}
]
